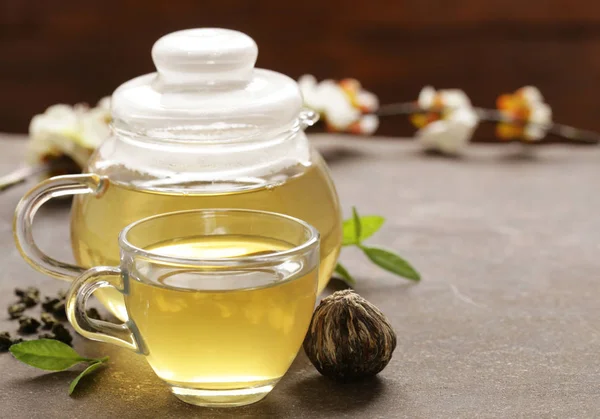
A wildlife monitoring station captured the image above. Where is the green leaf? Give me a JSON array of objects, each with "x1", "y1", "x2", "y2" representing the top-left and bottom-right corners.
[
  {"x1": 342, "y1": 215, "x2": 386, "y2": 246},
  {"x1": 10, "y1": 339, "x2": 91, "y2": 371},
  {"x1": 352, "y1": 207, "x2": 362, "y2": 243},
  {"x1": 69, "y1": 361, "x2": 106, "y2": 396},
  {"x1": 334, "y1": 263, "x2": 356, "y2": 285},
  {"x1": 360, "y1": 246, "x2": 421, "y2": 281}
]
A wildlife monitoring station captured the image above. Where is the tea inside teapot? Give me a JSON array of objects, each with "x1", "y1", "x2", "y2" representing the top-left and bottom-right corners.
[{"x1": 72, "y1": 153, "x2": 341, "y2": 320}]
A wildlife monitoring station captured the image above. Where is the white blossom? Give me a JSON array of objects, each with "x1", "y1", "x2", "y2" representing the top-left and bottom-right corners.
[
  {"x1": 299, "y1": 75, "x2": 379, "y2": 135},
  {"x1": 518, "y1": 87, "x2": 552, "y2": 140},
  {"x1": 27, "y1": 97, "x2": 111, "y2": 170},
  {"x1": 412, "y1": 86, "x2": 479, "y2": 154},
  {"x1": 417, "y1": 107, "x2": 479, "y2": 154},
  {"x1": 417, "y1": 86, "x2": 474, "y2": 112}
]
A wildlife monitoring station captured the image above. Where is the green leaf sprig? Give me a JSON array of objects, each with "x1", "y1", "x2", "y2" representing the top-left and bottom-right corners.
[
  {"x1": 9, "y1": 339, "x2": 108, "y2": 395},
  {"x1": 335, "y1": 207, "x2": 421, "y2": 286}
]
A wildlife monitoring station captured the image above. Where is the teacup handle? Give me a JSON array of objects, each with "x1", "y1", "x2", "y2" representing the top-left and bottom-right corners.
[
  {"x1": 13, "y1": 173, "x2": 106, "y2": 281},
  {"x1": 66, "y1": 266, "x2": 142, "y2": 353}
]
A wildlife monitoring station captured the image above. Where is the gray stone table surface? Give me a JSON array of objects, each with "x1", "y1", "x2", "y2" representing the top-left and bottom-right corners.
[{"x1": 0, "y1": 133, "x2": 599, "y2": 419}]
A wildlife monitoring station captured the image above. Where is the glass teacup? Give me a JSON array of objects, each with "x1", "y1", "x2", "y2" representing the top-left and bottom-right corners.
[{"x1": 66, "y1": 209, "x2": 319, "y2": 407}]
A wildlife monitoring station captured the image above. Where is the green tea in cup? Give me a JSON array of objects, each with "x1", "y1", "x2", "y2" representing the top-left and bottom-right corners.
[{"x1": 66, "y1": 209, "x2": 319, "y2": 407}]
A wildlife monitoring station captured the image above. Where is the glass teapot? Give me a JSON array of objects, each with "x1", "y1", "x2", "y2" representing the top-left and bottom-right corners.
[{"x1": 14, "y1": 28, "x2": 342, "y2": 320}]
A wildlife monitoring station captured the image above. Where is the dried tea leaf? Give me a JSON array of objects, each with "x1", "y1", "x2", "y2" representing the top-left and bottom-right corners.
[
  {"x1": 40, "y1": 312, "x2": 58, "y2": 330},
  {"x1": 18, "y1": 317, "x2": 41, "y2": 334},
  {"x1": 41, "y1": 297, "x2": 60, "y2": 313},
  {"x1": 8, "y1": 303, "x2": 26, "y2": 319},
  {"x1": 51, "y1": 323, "x2": 73, "y2": 346},
  {"x1": 0, "y1": 332, "x2": 12, "y2": 352}
]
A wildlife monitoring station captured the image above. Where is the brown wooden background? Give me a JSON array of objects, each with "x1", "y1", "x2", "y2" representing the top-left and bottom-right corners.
[{"x1": 1, "y1": 0, "x2": 599, "y2": 137}]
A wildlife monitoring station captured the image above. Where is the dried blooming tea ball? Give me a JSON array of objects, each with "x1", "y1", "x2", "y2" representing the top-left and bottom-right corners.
[
  {"x1": 8, "y1": 303, "x2": 26, "y2": 319},
  {"x1": 40, "y1": 312, "x2": 58, "y2": 330},
  {"x1": 51, "y1": 323, "x2": 73, "y2": 345},
  {"x1": 86, "y1": 308, "x2": 103, "y2": 321},
  {"x1": 303, "y1": 290, "x2": 397, "y2": 381},
  {"x1": 18, "y1": 317, "x2": 41, "y2": 334},
  {"x1": 0, "y1": 332, "x2": 12, "y2": 352}
]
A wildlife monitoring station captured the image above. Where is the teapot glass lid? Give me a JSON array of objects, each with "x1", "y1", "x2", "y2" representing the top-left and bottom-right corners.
[{"x1": 111, "y1": 28, "x2": 303, "y2": 141}]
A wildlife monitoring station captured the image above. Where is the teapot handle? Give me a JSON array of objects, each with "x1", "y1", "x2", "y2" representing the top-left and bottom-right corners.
[{"x1": 13, "y1": 174, "x2": 106, "y2": 281}]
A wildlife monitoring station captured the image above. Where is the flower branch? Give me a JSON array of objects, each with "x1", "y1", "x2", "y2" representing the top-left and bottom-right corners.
[
  {"x1": 376, "y1": 102, "x2": 600, "y2": 144},
  {"x1": 300, "y1": 79, "x2": 600, "y2": 154}
]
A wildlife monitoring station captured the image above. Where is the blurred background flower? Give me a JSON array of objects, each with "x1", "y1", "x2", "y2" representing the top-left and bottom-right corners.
[
  {"x1": 496, "y1": 86, "x2": 552, "y2": 141},
  {"x1": 416, "y1": 106, "x2": 479, "y2": 154},
  {"x1": 409, "y1": 86, "x2": 475, "y2": 129},
  {"x1": 409, "y1": 86, "x2": 479, "y2": 154},
  {"x1": 299, "y1": 75, "x2": 379, "y2": 135},
  {"x1": 26, "y1": 98, "x2": 111, "y2": 177}
]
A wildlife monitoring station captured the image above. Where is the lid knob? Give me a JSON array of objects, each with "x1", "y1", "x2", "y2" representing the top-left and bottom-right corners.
[{"x1": 152, "y1": 28, "x2": 258, "y2": 87}]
